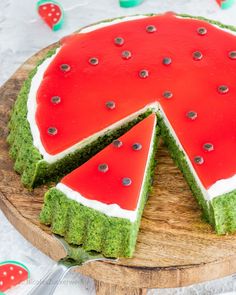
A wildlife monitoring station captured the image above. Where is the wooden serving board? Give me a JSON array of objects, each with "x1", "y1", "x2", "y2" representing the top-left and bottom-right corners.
[{"x1": 1, "y1": 44, "x2": 236, "y2": 295}]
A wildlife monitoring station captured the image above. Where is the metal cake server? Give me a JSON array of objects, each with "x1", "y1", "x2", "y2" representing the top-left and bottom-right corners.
[{"x1": 28, "y1": 234, "x2": 117, "y2": 295}]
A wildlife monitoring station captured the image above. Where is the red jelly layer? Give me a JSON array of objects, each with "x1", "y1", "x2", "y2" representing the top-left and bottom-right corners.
[
  {"x1": 36, "y1": 13, "x2": 236, "y2": 189},
  {"x1": 61, "y1": 114, "x2": 156, "y2": 211}
]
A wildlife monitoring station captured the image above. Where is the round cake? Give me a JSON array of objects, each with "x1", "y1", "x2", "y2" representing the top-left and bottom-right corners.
[{"x1": 8, "y1": 12, "x2": 236, "y2": 257}]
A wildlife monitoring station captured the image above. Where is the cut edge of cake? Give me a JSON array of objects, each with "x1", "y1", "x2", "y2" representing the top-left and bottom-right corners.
[{"x1": 159, "y1": 113, "x2": 236, "y2": 234}]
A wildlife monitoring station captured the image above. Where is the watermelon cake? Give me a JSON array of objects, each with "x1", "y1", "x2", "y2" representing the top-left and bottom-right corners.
[{"x1": 7, "y1": 12, "x2": 236, "y2": 257}]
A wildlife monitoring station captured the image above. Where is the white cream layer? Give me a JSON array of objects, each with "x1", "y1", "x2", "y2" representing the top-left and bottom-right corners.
[
  {"x1": 27, "y1": 14, "x2": 236, "y2": 214},
  {"x1": 56, "y1": 115, "x2": 157, "y2": 222}
]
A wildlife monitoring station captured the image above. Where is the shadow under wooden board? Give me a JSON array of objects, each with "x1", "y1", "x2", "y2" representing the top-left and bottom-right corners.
[{"x1": 1, "y1": 43, "x2": 236, "y2": 295}]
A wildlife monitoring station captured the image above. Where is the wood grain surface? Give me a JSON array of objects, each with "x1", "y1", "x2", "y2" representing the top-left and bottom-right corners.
[
  {"x1": 1, "y1": 44, "x2": 236, "y2": 290},
  {"x1": 95, "y1": 281, "x2": 147, "y2": 295}
]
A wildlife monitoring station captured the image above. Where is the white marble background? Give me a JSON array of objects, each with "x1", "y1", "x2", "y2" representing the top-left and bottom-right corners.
[{"x1": 1, "y1": 0, "x2": 236, "y2": 294}]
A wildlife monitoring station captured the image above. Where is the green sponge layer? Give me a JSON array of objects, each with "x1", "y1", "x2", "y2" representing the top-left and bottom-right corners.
[{"x1": 40, "y1": 129, "x2": 159, "y2": 258}]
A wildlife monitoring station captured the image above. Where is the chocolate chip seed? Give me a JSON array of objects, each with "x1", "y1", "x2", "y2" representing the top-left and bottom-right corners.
[
  {"x1": 98, "y1": 163, "x2": 109, "y2": 173},
  {"x1": 122, "y1": 50, "x2": 132, "y2": 60},
  {"x1": 47, "y1": 127, "x2": 57, "y2": 135},
  {"x1": 146, "y1": 25, "x2": 157, "y2": 33},
  {"x1": 193, "y1": 51, "x2": 203, "y2": 60},
  {"x1": 114, "y1": 37, "x2": 124, "y2": 46},
  {"x1": 194, "y1": 156, "x2": 204, "y2": 165},
  {"x1": 197, "y1": 27, "x2": 207, "y2": 35},
  {"x1": 51, "y1": 96, "x2": 61, "y2": 104},
  {"x1": 60, "y1": 64, "x2": 71, "y2": 72},
  {"x1": 163, "y1": 91, "x2": 173, "y2": 99},
  {"x1": 106, "y1": 101, "x2": 116, "y2": 110},
  {"x1": 229, "y1": 51, "x2": 236, "y2": 60},
  {"x1": 139, "y1": 69, "x2": 149, "y2": 79},
  {"x1": 89, "y1": 57, "x2": 99, "y2": 65},
  {"x1": 132, "y1": 143, "x2": 142, "y2": 151},
  {"x1": 163, "y1": 57, "x2": 172, "y2": 65},
  {"x1": 122, "y1": 177, "x2": 132, "y2": 186},
  {"x1": 113, "y1": 139, "x2": 123, "y2": 148},
  {"x1": 187, "y1": 111, "x2": 198, "y2": 120},
  {"x1": 203, "y1": 143, "x2": 214, "y2": 152},
  {"x1": 218, "y1": 85, "x2": 229, "y2": 94}
]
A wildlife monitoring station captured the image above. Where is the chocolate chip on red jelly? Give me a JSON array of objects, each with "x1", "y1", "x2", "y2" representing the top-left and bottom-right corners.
[
  {"x1": 122, "y1": 50, "x2": 132, "y2": 60},
  {"x1": 51, "y1": 96, "x2": 61, "y2": 104},
  {"x1": 194, "y1": 156, "x2": 204, "y2": 165},
  {"x1": 47, "y1": 127, "x2": 58, "y2": 135},
  {"x1": 139, "y1": 69, "x2": 149, "y2": 79},
  {"x1": 229, "y1": 51, "x2": 236, "y2": 60},
  {"x1": 203, "y1": 143, "x2": 214, "y2": 152},
  {"x1": 113, "y1": 139, "x2": 123, "y2": 148},
  {"x1": 193, "y1": 51, "x2": 203, "y2": 60},
  {"x1": 60, "y1": 64, "x2": 71, "y2": 72},
  {"x1": 98, "y1": 163, "x2": 109, "y2": 173},
  {"x1": 163, "y1": 91, "x2": 173, "y2": 99},
  {"x1": 114, "y1": 37, "x2": 124, "y2": 46},
  {"x1": 186, "y1": 111, "x2": 198, "y2": 120},
  {"x1": 122, "y1": 177, "x2": 132, "y2": 186},
  {"x1": 106, "y1": 101, "x2": 116, "y2": 110},
  {"x1": 132, "y1": 143, "x2": 142, "y2": 151},
  {"x1": 89, "y1": 57, "x2": 99, "y2": 65},
  {"x1": 146, "y1": 25, "x2": 157, "y2": 33},
  {"x1": 197, "y1": 27, "x2": 207, "y2": 36},
  {"x1": 218, "y1": 85, "x2": 229, "y2": 94},
  {"x1": 162, "y1": 57, "x2": 172, "y2": 65}
]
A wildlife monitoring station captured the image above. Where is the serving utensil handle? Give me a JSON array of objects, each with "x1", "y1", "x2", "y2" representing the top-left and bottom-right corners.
[{"x1": 28, "y1": 263, "x2": 70, "y2": 295}]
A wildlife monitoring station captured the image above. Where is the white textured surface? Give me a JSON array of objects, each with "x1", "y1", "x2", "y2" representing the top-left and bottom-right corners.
[{"x1": 1, "y1": 0, "x2": 236, "y2": 294}]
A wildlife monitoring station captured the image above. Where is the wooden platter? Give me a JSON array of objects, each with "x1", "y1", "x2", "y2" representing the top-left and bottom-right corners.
[{"x1": 1, "y1": 44, "x2": 236, "y2": 295}]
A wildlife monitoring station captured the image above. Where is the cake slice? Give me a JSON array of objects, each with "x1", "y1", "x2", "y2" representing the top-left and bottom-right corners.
[{"x1": 40, "y1": 114, "x2": 158, "y2": 257}]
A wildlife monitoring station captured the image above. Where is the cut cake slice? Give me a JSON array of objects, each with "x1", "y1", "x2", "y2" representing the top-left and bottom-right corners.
[{"x1": 40, "y1": 114, "x2": 158, "y2": 257}]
